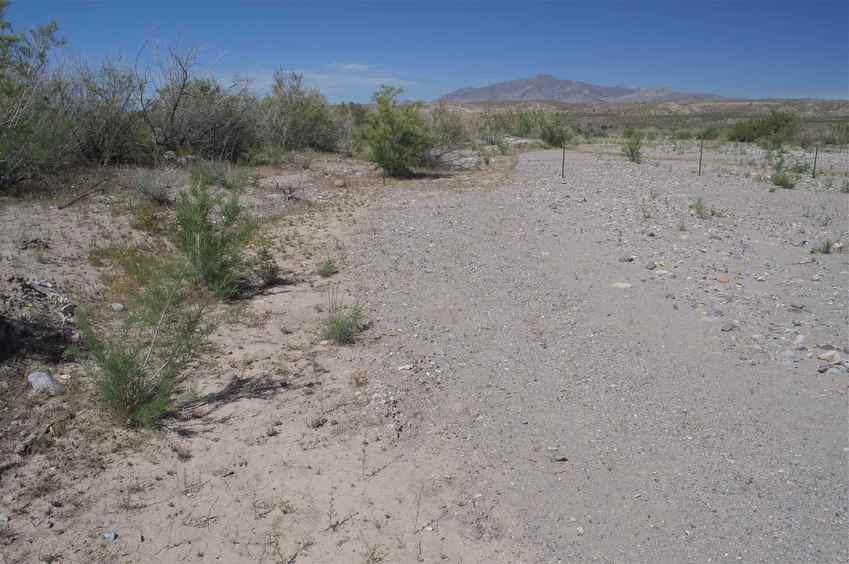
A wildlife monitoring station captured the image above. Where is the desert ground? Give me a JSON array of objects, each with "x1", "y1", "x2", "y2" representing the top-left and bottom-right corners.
[{"x1": 1, "y1": 141, "x2": 847, "y2": 563}]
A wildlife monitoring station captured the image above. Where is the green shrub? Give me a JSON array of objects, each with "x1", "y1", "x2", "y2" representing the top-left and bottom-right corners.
[
  {"x1": 174, "y1": 182, "x2": 256, "y2": 299},
  {"x1": 0, "y1": 5, "x2": 78, "y2": 187},
  {"x1": 772, "y1": 172, "x2": 796, "y2": 189},
  {"x1": 539, "y1": 113, "x2": 572, "y2": 147},
  {"x1": 324, "y1": 289, "x2": 362, "y2": 345},
  {"x1": 361, "y1": 86, "x2": 432, "y2": 177},
  {"x1": 727, "y1": 111, "x2": 798, "y2": 147},
  {"x1": 696, "y1": 127, "x2": 720, "y2": 140},
  {"x1": 79, "y1": 285, "x2": 206, "y2": 428},
  {"x1": 317, "y1": 258, "x2": 338, "y2": 278},
  {"x1": 621, "y1": 133, "x2": 642, "y2": 163}
]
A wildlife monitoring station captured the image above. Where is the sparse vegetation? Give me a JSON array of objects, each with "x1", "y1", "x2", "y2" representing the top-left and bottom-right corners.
[
  {"x1": 324, "y1": 288, "x2": 362, "y2": 344},
  {"x1": 621, "y1": 131, "x2": 643, "y2": 163},
  {"x1": 689, "y1": 197, "x2": 725, "y2": 219},
  {"x1": 811, "y1": 240, "x2": 834, "y2": 254},
  {"x1": 772, "y1": 172, "x2": 796, "y2": 189},
  {"x1": 318, "y1": 258, "x2": 338, "y2": 278}
]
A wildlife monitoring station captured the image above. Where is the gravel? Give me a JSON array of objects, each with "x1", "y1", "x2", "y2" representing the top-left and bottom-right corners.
[{"x1": 350, "y1": 148, "x2": 848, "y2": 562}]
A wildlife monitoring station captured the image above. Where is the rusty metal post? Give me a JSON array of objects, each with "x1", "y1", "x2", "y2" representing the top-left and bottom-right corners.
[
  {"x1": 812, "y1": 146, "x2": 818, "y2": 179},
  {"x1": 561, "y1": 144, "x2": 566, "y2": 179}
]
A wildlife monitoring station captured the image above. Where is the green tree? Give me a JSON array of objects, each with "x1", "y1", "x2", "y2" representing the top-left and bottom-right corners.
[{"x1": 361, "y1": 86, "x2": 431, "y2": 177}]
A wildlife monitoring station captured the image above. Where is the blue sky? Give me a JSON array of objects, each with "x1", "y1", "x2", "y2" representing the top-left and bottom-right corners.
[{"x1": 7, "y1": 0, "x2": 849, "y2": 102}]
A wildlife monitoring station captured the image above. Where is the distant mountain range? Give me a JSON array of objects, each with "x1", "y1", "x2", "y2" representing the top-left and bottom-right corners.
[{"x1": 439, "y1": 75, "x2": 723, "y2": 104}]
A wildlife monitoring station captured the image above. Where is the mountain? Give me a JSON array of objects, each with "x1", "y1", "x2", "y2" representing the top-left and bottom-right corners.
[{"x1": 439, "y1": 75, "x2": 723, "y2": 104}]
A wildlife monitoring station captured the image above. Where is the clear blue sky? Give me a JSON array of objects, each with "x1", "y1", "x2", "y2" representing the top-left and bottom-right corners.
[{"x1": 7, "y1": 0, "x2": 849, "y2": 102}]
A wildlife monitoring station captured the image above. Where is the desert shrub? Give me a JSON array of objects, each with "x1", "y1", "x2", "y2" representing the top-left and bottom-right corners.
[
  {"x1": 696, "y1": 127, "x2": 720, "y2": 140},
  {"x1": 539, "y1": 113, "x2": 572, "y2": 147},
  {"x1": 621, "y1": 133, "x2": 642, "y2": 163},
  {"x1": 476, "y1": 110, "x2": 508, "y2": 145},
  {"x1": 261, "y1": 71, "x2": 339, "y2": 151},
  {"x1": 335, "y1": 102, "x2": 368, "y2": 156},
  {"x1": 361, "y1": 86, "x2": 432, "y2": 177},
  {"x1": 66, "y1": 61, "x2": 149, "y2": 165},
  {"x1": 772, "y1": 172, "x2": 796, "y2": 189},
  {"x1": 672, "y1": 129, "x2": 692, "y2": 140},
  {"x1": 727, "y1": 110, "x2": 798, "y2": 148},
  {"x1": 124, "y1": 166, "x2": 183, "y2": 205},
  {"x1": 0, "y1": 5, "x2": 78, "y2": 186},
  {"x1": 79, "y1": 282, "x2": 206, "y2": 428},
  {"x1": 324, "y1": 288, "x2": 362, "y2": 344},
  {"x1": 141, "y1": 51, "x2": 259, "y2": 161},
  {"x1": 428, "y1": 104, "x2": 469, "y2": 155},
  {"x1": 174, "y1": 182, "x2": 256, "y2": 299},
  {"x1": 190, "y1": 159, "x2": 252, "y2": 190},
  {"x1": 318, "y1": 258, "x2": 338, "y2": 277}
]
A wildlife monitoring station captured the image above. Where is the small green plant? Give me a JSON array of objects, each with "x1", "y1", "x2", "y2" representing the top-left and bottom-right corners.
[
  {"x1": 842, "y1": 180, "x2": 849, "y2": 194},
  {"x1": 317, "y1": 258, "x2": 338, "y2": 278},
  {"x1": 789, "y1": 160, "x2": 811, "y2": 174},
  {"x1": 79, "y1": 284, "x2": 207, "y2": 428},
  {"x1": 324, "y1": 288, "x2": 362, "y2": 345},
  {"x1": 689, "y1": 197, "x2": 725, "y2": 219},
  {"x1": 174, "y1": 182, "x2": 256, "y2": 299},
  {"x1": 190, "y1": 160, "x2": 252, "y2": 191},
  {"x1": 621, "y1": 133, "x2": 643, "y2": 164},
  {"x1": 253, "y1": 245, "x2": 281, "y2": 287},
  {"x1": 811, "y1": 240, "x2": 834, "y2": 254},
  {"x1": 361, "y1": 86, "x2": 432, "y2": 177},
  {"x1": 772, "y1": 172, "x2": 796, "y2": 189}
]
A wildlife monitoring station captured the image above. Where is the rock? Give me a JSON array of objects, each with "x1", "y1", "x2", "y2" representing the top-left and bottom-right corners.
[
  {"x1": 611, "y1": 282, "x2": 632, "y2": 289},
  {"x1": 720, "y1": 322, "x2": 736, "y2": 332},
  {"x1": 817, "y1": 350, "x2": 841, "y2": 364},
  {"x1": 645, "y1": 262, "x2": 656, "y2": 270},
  {"x1": 0, "y1": 512, "x2": 8, "y2": 530},
  {"x1": 619, "y1": 256, "x2": 635, "y2": 263},
  {"x1": 781, "y1": 350, "x2": 800, "y2": 368},
  {"x1": 397, "y1": 364, "x2": 413, "y2": 371},
  {"x1": 827, "y1": 365, "x2": 849, "y2": 377},
  {"x1": 817, "y1": 364, "x2": 831, "y2": 373},
  {"x1": 793, "y1": 334, "x2": 807, "y2": 349},
  {"x1": 333, "y1": 178, "x2": 346, "y2": 188},
  {"x1": 102, "y1": 531, "x2": 119, "y2": 542},
  {"x1": 27, "y1": 371, "x2": 65, "y2": 395},
  {"x1": 110, "y1": 303, "x2": 126, "y2": 312},
  {"x1": 433, "y1": 149, "x2": 485, "y2": 171},
  {"x1": 717, "y1": 275, "x2": 730, "y2": 283}
]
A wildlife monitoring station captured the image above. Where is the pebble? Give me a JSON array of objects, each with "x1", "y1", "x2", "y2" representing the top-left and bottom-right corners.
[
  {"x1": 334, "y1": 179, "x2": 346, "y2": 188},
  {"x1": 102, "y1": 531, "x2": 119, "y2": 542},
  {"x1": 720, "y1": 322, "x2": 736, "y2": 332},
  {"x1": 817, "y1": 350, "x2": 841, "y2": 364},
  {"x1": 397, "y1": 364, "x2": 413, "y2": 371},
  {"x1": 817, "y1": 364, "x2": 831, "y2": 373},
  {"x1": 781, "y1": 350, "x2": 800, "y2": 368},
  {"x1": 645, "y1": 262, "x2": 656, "y2": 270},
  {"x1": 827, "y1": 365, "x2": 848, "y2": 377},
  {"x1": 27, "y1": 371, "x2": 65, "y2": 395},
  {"x1": 611, "y1": 282, "x2": 632, "y2": 289},
  {"x1": 110, "y1": 303, "x2": 126, "y2": 312},
  {"x1": 0, "y1": 512, "x2": 8, "y2": 530}
]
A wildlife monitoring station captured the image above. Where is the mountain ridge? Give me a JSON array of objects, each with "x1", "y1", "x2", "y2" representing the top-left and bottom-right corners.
[{"x1": 439, "y1": 74, "x2": 724, "y2": 104}]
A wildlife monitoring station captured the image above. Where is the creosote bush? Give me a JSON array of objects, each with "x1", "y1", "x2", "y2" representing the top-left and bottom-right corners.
[{"x1": 174, "y1": 182, "x2": 256, "y2": 299}]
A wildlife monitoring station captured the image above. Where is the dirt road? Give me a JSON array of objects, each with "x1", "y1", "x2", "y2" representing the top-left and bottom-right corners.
[{"x1": 348, "y1": 148, "x2": 847, "y2": 562}]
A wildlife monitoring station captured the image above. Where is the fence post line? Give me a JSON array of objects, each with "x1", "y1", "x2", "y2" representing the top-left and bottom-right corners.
[
  {"x1": 698, "y1": 138, "x2": 704, "y2": 176},
  {"x1": 561, "y1": 144, "x2": 566, "y2": 179},
  {"x1": 812, "y1": 146, "x2": 818, "y2": 179}
]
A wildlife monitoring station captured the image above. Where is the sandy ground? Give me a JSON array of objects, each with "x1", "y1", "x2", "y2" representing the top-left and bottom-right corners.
[{"x1": 1, "y1": 145, "x2": 847, "y2": 563}]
